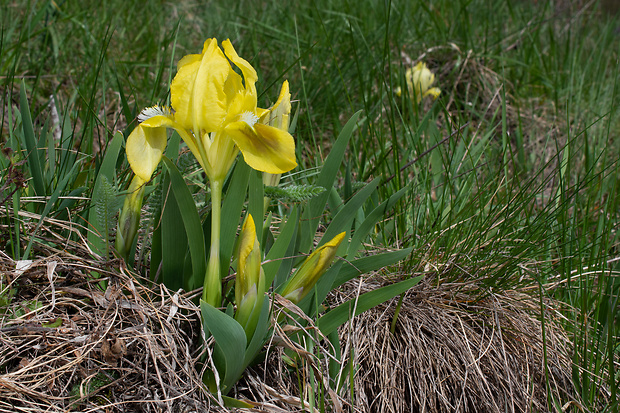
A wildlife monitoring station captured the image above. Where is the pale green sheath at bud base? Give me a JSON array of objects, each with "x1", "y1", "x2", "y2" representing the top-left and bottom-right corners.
[
  {"x1": 280, "y1": 232, "x2": 346, "y2": 304},
  {"x1": 234, "y1": 214, "x2": 266, "y2": 341},
  {"x1": 115, "y1": 175, "x2": 146, "y2": 260}
]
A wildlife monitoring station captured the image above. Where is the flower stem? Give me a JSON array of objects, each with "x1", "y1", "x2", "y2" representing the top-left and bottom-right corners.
[{"x1": 203, "y1": 179, "x2": 223, "y2": 306}]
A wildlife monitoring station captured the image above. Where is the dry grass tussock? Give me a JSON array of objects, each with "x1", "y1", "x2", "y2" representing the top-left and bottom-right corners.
[
  {"x1": 333, "y1": 273, "x2": 578, "y2": 413},
  {"x1": 0, "y1": 250, "x2": 220, "y2": 412}
]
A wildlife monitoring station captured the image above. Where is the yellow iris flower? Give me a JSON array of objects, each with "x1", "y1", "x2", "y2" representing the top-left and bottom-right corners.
[
  {"x1": 395, "y1": 61, "x2": 441, "y2": 103},
  {"x1": 126, "y1": 38, "x2": 297, "y2": 183}
]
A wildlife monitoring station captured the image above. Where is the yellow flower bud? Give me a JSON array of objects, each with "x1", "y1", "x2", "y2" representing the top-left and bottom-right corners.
[
  {"x1": 234, "y1": 214, "x2": 265, "y2": 341},
  {"x1": 280, "y1": 232, "x2": 346, "y2": 304}
]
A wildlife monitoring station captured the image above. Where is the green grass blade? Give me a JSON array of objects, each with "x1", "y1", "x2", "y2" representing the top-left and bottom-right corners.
[
  {"x1": 300, "y1": 111, "x2": 362, "y2": 253},
  {"x1": 318, "y1": 275, "x2": 423, "y2": 336},
  {"x1": 45, "y1": 120, "x2": 56, "y2": 184},
  {"x1": 264, "y1": 206, "x2": 299, "y2": 289},
  {"x1": 22, "y1": 160, "x2": 82, "y2": 259},
  {"x1": 19, "y1": 80, "x2": 45, "y2": 197},
  {"x1": 319, "y1": 177, "x2": 380, "y2": 249},
  {"x1": 332, "y1": 248, "x2": 413, "y2": 289},
  {"x1": 348, "y1": 185, "x2": 409, "y2": 256}
]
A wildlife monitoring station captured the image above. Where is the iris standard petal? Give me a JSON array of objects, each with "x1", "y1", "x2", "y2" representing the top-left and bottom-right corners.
[
  {"x1": 259, "y1": 81, "x2": 290, "y2": 129},
  {"x1": 126, "y1": 124, "x2": 168, "y2": 182},
  {"x1": 171, "y1": 38, "x2": 229, "y2": 132},
  {"x1": 225, "y1": 122, "x2": 297, "y2": 174},
  {"x1": 222, "y1": 39, "x2": 258, "y2": 96}
]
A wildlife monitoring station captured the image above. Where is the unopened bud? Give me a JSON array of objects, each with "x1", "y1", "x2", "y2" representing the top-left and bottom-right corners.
[
  {"x1": 115, "y1": 175, "x2": 146, "y2": 260},
  {"x1": 234, "y1": 214, "x2": 266, "y2": 341},
  {"x1": 281, "y1": 232, "x2": 346, "y2": 304}
]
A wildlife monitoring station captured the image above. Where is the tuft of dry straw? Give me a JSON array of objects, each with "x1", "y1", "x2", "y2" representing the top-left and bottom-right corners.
[
  {"x1": 333, "y1": 274, "x2": 579, "y2": 413},
  {"x1": 0, "y1": 252, "x2": 223, "y2": 413}
]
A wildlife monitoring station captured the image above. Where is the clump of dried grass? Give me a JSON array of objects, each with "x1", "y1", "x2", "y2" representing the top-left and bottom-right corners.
[
  {"x1": 0, "y1": 251, "x2": 220, "y2": 412},
  {"x1": 0, "y1": 241, "x2": 583, "y2": 413},
  {"x1": 334, "y1": 274, "x2": 578, "y2": 413}
]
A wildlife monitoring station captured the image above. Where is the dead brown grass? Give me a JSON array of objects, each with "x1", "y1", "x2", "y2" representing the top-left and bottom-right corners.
[
  {"x1": 0, "y1": 251, "x2": 219, "y2": 412},
  {"x1": 332, "y1": 274, "x2": 579, "y2": 413}
]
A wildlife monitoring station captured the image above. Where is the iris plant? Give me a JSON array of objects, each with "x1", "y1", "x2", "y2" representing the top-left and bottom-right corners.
[{"x1": 124, "y1": 38, "x2": 296, "y2": 306}]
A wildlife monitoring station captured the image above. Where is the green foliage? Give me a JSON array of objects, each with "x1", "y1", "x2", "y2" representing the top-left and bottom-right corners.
[
  {"x1": 88, "y1": 132, "x2": 124, "y2": 259},
  {"x1": 200, "y1": 300, "x2": 248, "y2": 395},
  {"x1": 69, "y1": 371, "x2": 117, "y2": 408},
  {"x1": 161, "y1": 157, "x2": 207, "y2": 292},
  {"x1": 18, "y1": 81, "x2": 45, "y2": 197},
  {"x1": 93, "y1": 176, "x2": 119, "y2": 245},
  {"x1": 318, "y1": 275, "x2": 423, "y2": 336},
  {"x1": 0, "y1": 278, "x2": 17, "y2": 314}
]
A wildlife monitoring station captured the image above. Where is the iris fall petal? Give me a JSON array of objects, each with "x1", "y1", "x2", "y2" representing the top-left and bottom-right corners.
[
  {"x1": 226, "y1": 122, "x2": 297, "y2": 174},
  {"x1": 126, "y1": 124, "x2": 167, "y2": 182}
]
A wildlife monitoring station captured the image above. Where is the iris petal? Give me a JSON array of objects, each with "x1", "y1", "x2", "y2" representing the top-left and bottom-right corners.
[
  {"x1": 222, "y1": 40, "x2": 258, "y2": 96},
  {"x1": 226, "y1": 122, "x2": 297, "y2": 174},
  {"x1": 171, "y1": 38, "x2": 229, "y2": 132},
  {"x1": 259, "y1": 81, "x2": 290, "y2": 129},
  {"x1": 126, "y1": 124, "x2": 167, "y2": 182},
  {"x1": 142, "y1": 115, "x2": 212, "y2": 177}
]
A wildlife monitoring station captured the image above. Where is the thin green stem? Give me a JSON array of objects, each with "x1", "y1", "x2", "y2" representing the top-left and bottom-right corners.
[
  {"x1": 390, "y1": 292, "x2": 405, "y2": 334},
  {"x1": 203, "y1": 178, "x2": 223, "y2": 306}
]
